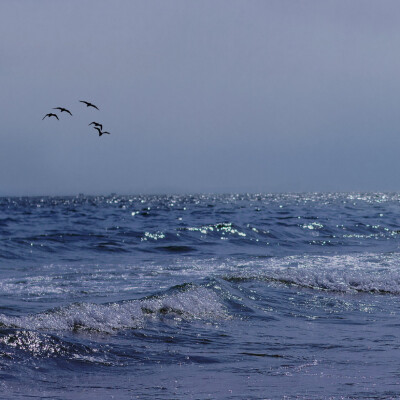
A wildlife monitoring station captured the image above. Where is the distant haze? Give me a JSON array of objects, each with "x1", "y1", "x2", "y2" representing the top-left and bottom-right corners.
[{"x1": 1, "y1": 0, "x2": 400, "y2": 195}]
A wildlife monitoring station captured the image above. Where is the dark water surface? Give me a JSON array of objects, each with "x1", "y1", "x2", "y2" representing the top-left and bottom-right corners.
[{"x1": 2, "y1": 193, "x2": 400, "y2": 399}]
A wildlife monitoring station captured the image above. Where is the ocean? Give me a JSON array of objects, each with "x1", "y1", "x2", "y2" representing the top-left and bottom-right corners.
[{"x1": 1, "y1": 193, "x2": 400, "y2": 399}]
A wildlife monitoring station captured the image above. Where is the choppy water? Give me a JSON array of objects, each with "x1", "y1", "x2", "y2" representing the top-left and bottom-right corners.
[{"x1": 2, "y1": 193, "x2": 400, "y2": 399}]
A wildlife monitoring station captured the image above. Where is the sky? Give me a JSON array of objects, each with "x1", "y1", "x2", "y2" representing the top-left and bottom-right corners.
[{"x1": 1, "y1": 0, "x2": 400, "y2": 195}]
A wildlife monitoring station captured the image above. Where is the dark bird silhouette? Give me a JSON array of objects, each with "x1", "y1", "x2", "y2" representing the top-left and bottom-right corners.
[
  {"x1": 42, "y1": 113, "x2": 59, "y2": 120},
  {"x1": 89, "y1": 122, "x2": 103, "y2": 130},
  {"x1": 80, "y1": 100, "x2": 99, "y2": 110},
  {"x1": 93, "y1": 127, "x2": 110, "y2": 136},
  {"x1": 53, "y1": 107, "x2": 72, "y2": 116}
]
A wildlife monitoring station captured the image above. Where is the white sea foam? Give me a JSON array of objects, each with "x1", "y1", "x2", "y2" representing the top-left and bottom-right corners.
[
  {"x1": 0, "y1": 287, "x2": 228, "y2": 333},
  {"x1": 3, "y1": 254, "x2": 400, "y2": 303},
  {"x1": 228, "y1": 253, "x2": 400, "y2": 294}
]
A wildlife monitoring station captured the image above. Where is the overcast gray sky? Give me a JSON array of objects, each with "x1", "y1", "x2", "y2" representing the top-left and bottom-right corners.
[{"x1": 1, "y1": 0, "x2": 400, "y2": 195}]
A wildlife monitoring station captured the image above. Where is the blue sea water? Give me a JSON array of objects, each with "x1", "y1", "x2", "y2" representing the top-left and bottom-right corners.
[{"x1": 1, "y1": 193, "x2": 400, "y2": 399}]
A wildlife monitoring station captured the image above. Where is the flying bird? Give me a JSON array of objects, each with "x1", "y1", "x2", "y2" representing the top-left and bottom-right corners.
[
  {"x1": 42, "y1": 113, "x2": 59, "y2": 120},
  {"x1": 89, "y1": 122, "x2": 103, "y2": 130},
  {"x1": 80, "y1": 101, "x2": 99, "y2": 110},
  {"x1": 53, "y1": 107, "x2": 72, "y2": 116},
  {"x1": 93, "y1": 127, "x2": 110, "y2": 136}
]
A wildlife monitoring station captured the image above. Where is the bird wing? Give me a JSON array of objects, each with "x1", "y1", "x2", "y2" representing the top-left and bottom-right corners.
[
  {"x1": 80, "y1": 101, "x2": 89, "y2": 105},
  {"x1": 53, "y1": 107, "x2": 62, "y2": 110},
  {"x1": 65, "y1": 109, "x2": 72, "y2": 115},
  {"x1": 94, "y1": 127, "x2": 102, "y2": 136},
  {"x1": 42, "y1": 114, "x2": 49, "y2": 120},
  {"x1": 53, "y1": 114, "x2": 59, "y2": 120}
]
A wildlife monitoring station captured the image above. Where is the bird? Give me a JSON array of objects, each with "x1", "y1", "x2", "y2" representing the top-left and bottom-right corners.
[
  {"x1": 93, "y1": 127, "x2": 110, "y2": 136},
  {"x1": 80, "y1": 100, "x2": 99, "y2": 110},
  {"x1": 89, "y1": 122, "x2": 103, "y2": 130},
  {"x1": 53, "y1": 107, "x2": 72, "y2": 116},
  {"x1": 42, "y1": 113, "x2": 59, "y2": 120}
]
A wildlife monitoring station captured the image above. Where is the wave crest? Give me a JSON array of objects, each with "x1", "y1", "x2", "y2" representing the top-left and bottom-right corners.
[
  {"x1": 0, "y1": 286, "x2": 227, "y2": 333},
  {"x1": 224, "y1": 253, "x2": 400, "y2": 294}
]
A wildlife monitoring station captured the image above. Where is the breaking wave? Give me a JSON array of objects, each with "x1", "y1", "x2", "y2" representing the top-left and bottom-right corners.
[
  {"x1": 223, "y1": 253, "x2": 400, "y2": 294},
  {"x1": 0, "y1": 286, "x2": 228, "y2": 333}
]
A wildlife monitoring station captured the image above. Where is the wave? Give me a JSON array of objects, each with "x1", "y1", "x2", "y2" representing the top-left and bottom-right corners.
[
  {"x1": 4, "y1": 253, "x2": 400, "y2": 303},
  {"x1": 0, "y1": 286, "x2": 228, "y2": 333},
  {"x1": 4, "y1": 193, "x2": 400, "y2": 263},
  {"x1": 0, "y1": 329, "x2": 96, "y2": 360},
  {"x1": 222, "y1": 253, "x2": 400, "y2": 294}
]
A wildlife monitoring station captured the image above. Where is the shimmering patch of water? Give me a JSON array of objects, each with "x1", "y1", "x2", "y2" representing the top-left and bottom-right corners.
[{"x1": 2, "y1": 193, "x2": 400, "y2": 399}]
